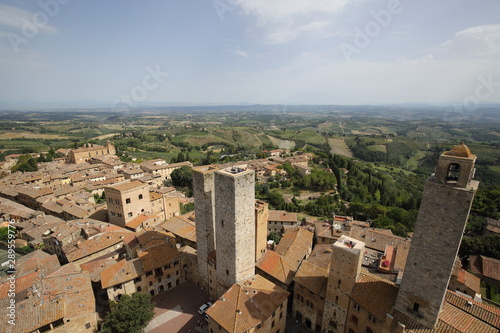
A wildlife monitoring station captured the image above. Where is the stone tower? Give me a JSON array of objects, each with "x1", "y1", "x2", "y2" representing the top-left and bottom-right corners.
[
  {"x1": 322, "y1": 236, "x2": 364, "y2": 333},
  {"x1": 214, "y1": 167, "x2": 256, "y2": 296},
  {"x1": 255, "y1": 200, "x2": 269, "y2": 262},
  {"x1": 394, "y1": 143, "x2": 479, "y2": 328},
  {"x1": 193, "y1": 166, "x2": 219, "y2": 292}
]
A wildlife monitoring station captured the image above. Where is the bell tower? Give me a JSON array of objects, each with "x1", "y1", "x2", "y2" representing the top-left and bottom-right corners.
[{"x1": 394, "y1": 143, "x2": 479, "y2": 328}]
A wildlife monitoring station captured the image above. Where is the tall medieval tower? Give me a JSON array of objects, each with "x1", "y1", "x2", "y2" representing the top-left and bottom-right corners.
[
  {"x1": 214, "y1": 167, "x2": 256, "y2": 296},
  {"x1": 322, "y1": 236, "x2": 365, "y2": 333},
  {"x1": 394, "y1": 143, "x2": 479, "y2": 328},
  {"x1": 193, "y1": 166, "x2": 219, "y2": 292}
]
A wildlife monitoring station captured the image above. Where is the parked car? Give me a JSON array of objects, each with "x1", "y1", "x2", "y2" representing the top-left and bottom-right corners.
[{"x1": 198, "y1": 301, "x2": 213, "y2": 315}]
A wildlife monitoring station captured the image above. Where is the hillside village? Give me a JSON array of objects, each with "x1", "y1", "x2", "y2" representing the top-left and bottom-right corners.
[{"x1": 0, "y1": 142, "x2": 498, "y2": 333}]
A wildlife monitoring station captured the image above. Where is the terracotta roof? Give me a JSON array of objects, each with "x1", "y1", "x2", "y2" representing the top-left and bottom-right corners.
[
  {"x1": 101, "y1": 258, "x2": 143, "y2": 288},
  {"x1": 81, "y1": 257, "x2": 120, "y2": 282},
  {"x1": 138, "y1": 241, "x2": 180, "y2": 272},
  {"x1": 389, "y1": 290, "x2": 500, "y2": 333},
  {"x1": 160, "y1": 215, "x2": 197, "y2": 243},
  {"x1": 63, "y1": 232, "x2": 125, "y2": 262},
  {"x1": 1, "y1": 296, "x2": 65, "y2": 333},
  {"x1": 306, "y1": 244, "x2": 333, "y2": 268},
  {"x1": 457, "y1": 268, "x2": 481, "y2": 293},
  {"x1": 349, "y1": 225, "x2": 411, "y2": 270},
  {"x1": 481, "y1": 256, "x2": 500, "y2": 281},
  {"x1": 293, "y1": 260, "x2": 328, "y2": 296},
  {"x1": 107, "y1": 180, "x2": 146, "y2": 192},
  {"x1": 0, "y1": 271, "x2": 39, "y2": 297},
  {"x1": 444, "y1": 290, "x2": 500, "y2": 329},
  {"x1": 149, "y1": 191, "x2": 163, "y2": 201},
  {"x1": 12, "y1": 250, "x2": 60, "y2": 278},
  {"x1": 350, "y1": 271, "x2": 399, "y2": 321},
  {"x1": 256, "y1": 250, "x2": 298, "y2": 285},
  {"x1": 126, "y1": 214, "x2": 159, "y2": 229},
  {"x1": 62, "y1": 204, "x2": 89, "y2": 218},
  {"x1": 206, "y1": 274, "x2": 289, "y2": 333},
  {"x1": 0, "y1": 264, "x2": 95, "y2": 333},
  {"x1": 17, "y1": 186, "x2": 53, "y2": 198},
  {"x1": 315, "y1": 221, "x2": 342, "y2": 240},
  {"x1": 275, "y1": 227, "x2": 313, "y2": 262},
  {"x1": 444, "y1": 143, "x2": 475, "y2": 158},
  {"x1": 268, "y1": 210, "x2": 298, "y2": 222},
  {"x1": 136, "y1": 229, "x2": 174, "y2": 248}
]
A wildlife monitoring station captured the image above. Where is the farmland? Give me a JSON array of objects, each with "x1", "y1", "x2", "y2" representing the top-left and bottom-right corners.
[{"x1": 0, "y1": 105, "x2": 498, "y2": 184}]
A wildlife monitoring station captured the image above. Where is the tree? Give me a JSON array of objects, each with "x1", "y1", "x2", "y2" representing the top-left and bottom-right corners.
[
  {"x1": 268, "y1": 231, "x2": 281, "y2": 244},
  {"x1": 268, "y1": 189, "x2": 285, "y2": 209},
  {"x1": 171, "y1": 165, "x2": 193, "y2": 187},
  {"x1": 101, "y1": 293, "x2": 155, "y2": 333}
]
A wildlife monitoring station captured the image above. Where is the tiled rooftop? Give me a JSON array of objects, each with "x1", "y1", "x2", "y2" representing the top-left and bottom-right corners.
[
  {"x1": 350, "y1": 270, "x2": 399, "y2": 321},
  {"x1": 160, "y1": 214, "x2": 197, "y2": 242},
  {"x1": 293, "y1": 260, "x2": 328, "y2": 296},
  {"x1": 101, "y1": 258, "x2": 143, "y2": 288},
  {"x1": 206, "y1": 274, "x2": 289, "y2": 333},
  {"x1": 138, "y1": 240, "x2": 180, "y2": 272},
  {"x1": 268, "y1": 210, "x2": 298, "y2": 222}
]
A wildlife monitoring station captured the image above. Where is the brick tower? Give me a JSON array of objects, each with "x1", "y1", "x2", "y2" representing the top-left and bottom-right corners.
[
  {"x1": 322, "y1": 236, "x2": 365, "y2": 333},
  {"x1": 214, "y1": 167, "x2": 256, "y2": 296},
  {"x1": 193, "y1": 166, "x2": 219, "y2": 292},
  {"x1": 394, "y1": 143, "x2": 479, "y2": 328}
]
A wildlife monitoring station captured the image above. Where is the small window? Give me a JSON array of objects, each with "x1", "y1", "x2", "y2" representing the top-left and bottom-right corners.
[
  {"x1": 149, "y1": 281, "x2": 153, "y2": 286},
  {"x1": 137, "y1": 286, "x2": 142, "y2": 292},
  {"x1": 354, "y1": 303, "x2": 361, "y2": 311},
  {"x1": 221, "y1": 219, "x2": 224, "y2": 227},
  {"x1": 128, "y1": 212, "x2": 133, "y2": 217},
  {"x1": 369, "y1": 314, "x2": 376, "y2": 323},
  {"x1": 134, "y1": 277, "x2": 142, "y2": 283},
  {"x1": 338, "y1": 279, "x2": 341, "y2": 288},
  {"x1": 413, "y1": 302, "x2": 420, "y2": 312},
  {"x1": 271, "y1": 320, "x2": 275, "y2": 328},
  {"x1": 126, "y1": 198, "x2": 131, "y2": 204},
  {"x1": 367, "y1": 327, "x2": 374, "y2": 333},
  {"x1": 351, "y1": 315, "x2": 358, "y2": 325},
  {"x1": 226, "y1": 269, "x2": 229, "y2": 275},
  {"x1": 85, "y1": 322, "x2": 91, "y2": 329},
  {"x1": 138, "y1": 194, "x2": 143, "y2": 199}
]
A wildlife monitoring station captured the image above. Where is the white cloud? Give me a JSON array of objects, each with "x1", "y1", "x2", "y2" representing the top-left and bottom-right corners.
[
  {"x1": 441, "y1": 24, "x2": 500, "y2": 57},
  {"x1": 264, "y1": 21, "x2": 333, "y2": 44},
  {"x1": 233, "y1": 0, "x2": 349, "y2": 25},
  {"x1": 265, "y1": 28, "x2": 298, "y2": 44},
  {"x1": 0, "y1": 4, "x2": 57, "y2": 35},
  {"x1": 230, "y1": 49, "x2": 250, "y2": 58}
]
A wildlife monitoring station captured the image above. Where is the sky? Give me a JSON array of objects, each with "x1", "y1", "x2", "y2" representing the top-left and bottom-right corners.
[{"x1": 0, "y1": 0, "x2": 499, "y2": 109}]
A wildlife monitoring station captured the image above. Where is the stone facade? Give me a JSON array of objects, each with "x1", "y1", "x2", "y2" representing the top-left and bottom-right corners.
[
  {"x1": 293, "y1": 282, "x2": 325, "y2": 331},
  {"x1": 214, "y1": 167, "x2": 256, "y2": 296},
  {"x1": 105, "y1": 180, "x2": 151, "y2": 227},
  {"x1": 394, "y1": 144, "x2": 479, "y2": 328},
  {"x1": 255, "y1": 200, "x2": 269, "y2": 262},
  {"x1": 193, "y1": 166, "x2": 218, "y2": 293},
  {"x1": 322, "y1": 236, "x2": 364, "y2": 333},
  {"x1": 68, "y1": 141, "x2": 116, "y2": 164}
]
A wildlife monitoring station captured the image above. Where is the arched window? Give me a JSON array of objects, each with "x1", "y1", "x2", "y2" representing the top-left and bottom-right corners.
[{"x1": 446, "y1": 163, "x2": 460, "y2": 182}]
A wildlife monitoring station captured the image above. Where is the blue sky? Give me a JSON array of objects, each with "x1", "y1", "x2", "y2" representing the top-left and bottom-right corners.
[{"x1": 0, "y1": 0, "x2": 499, "y2": 108}]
